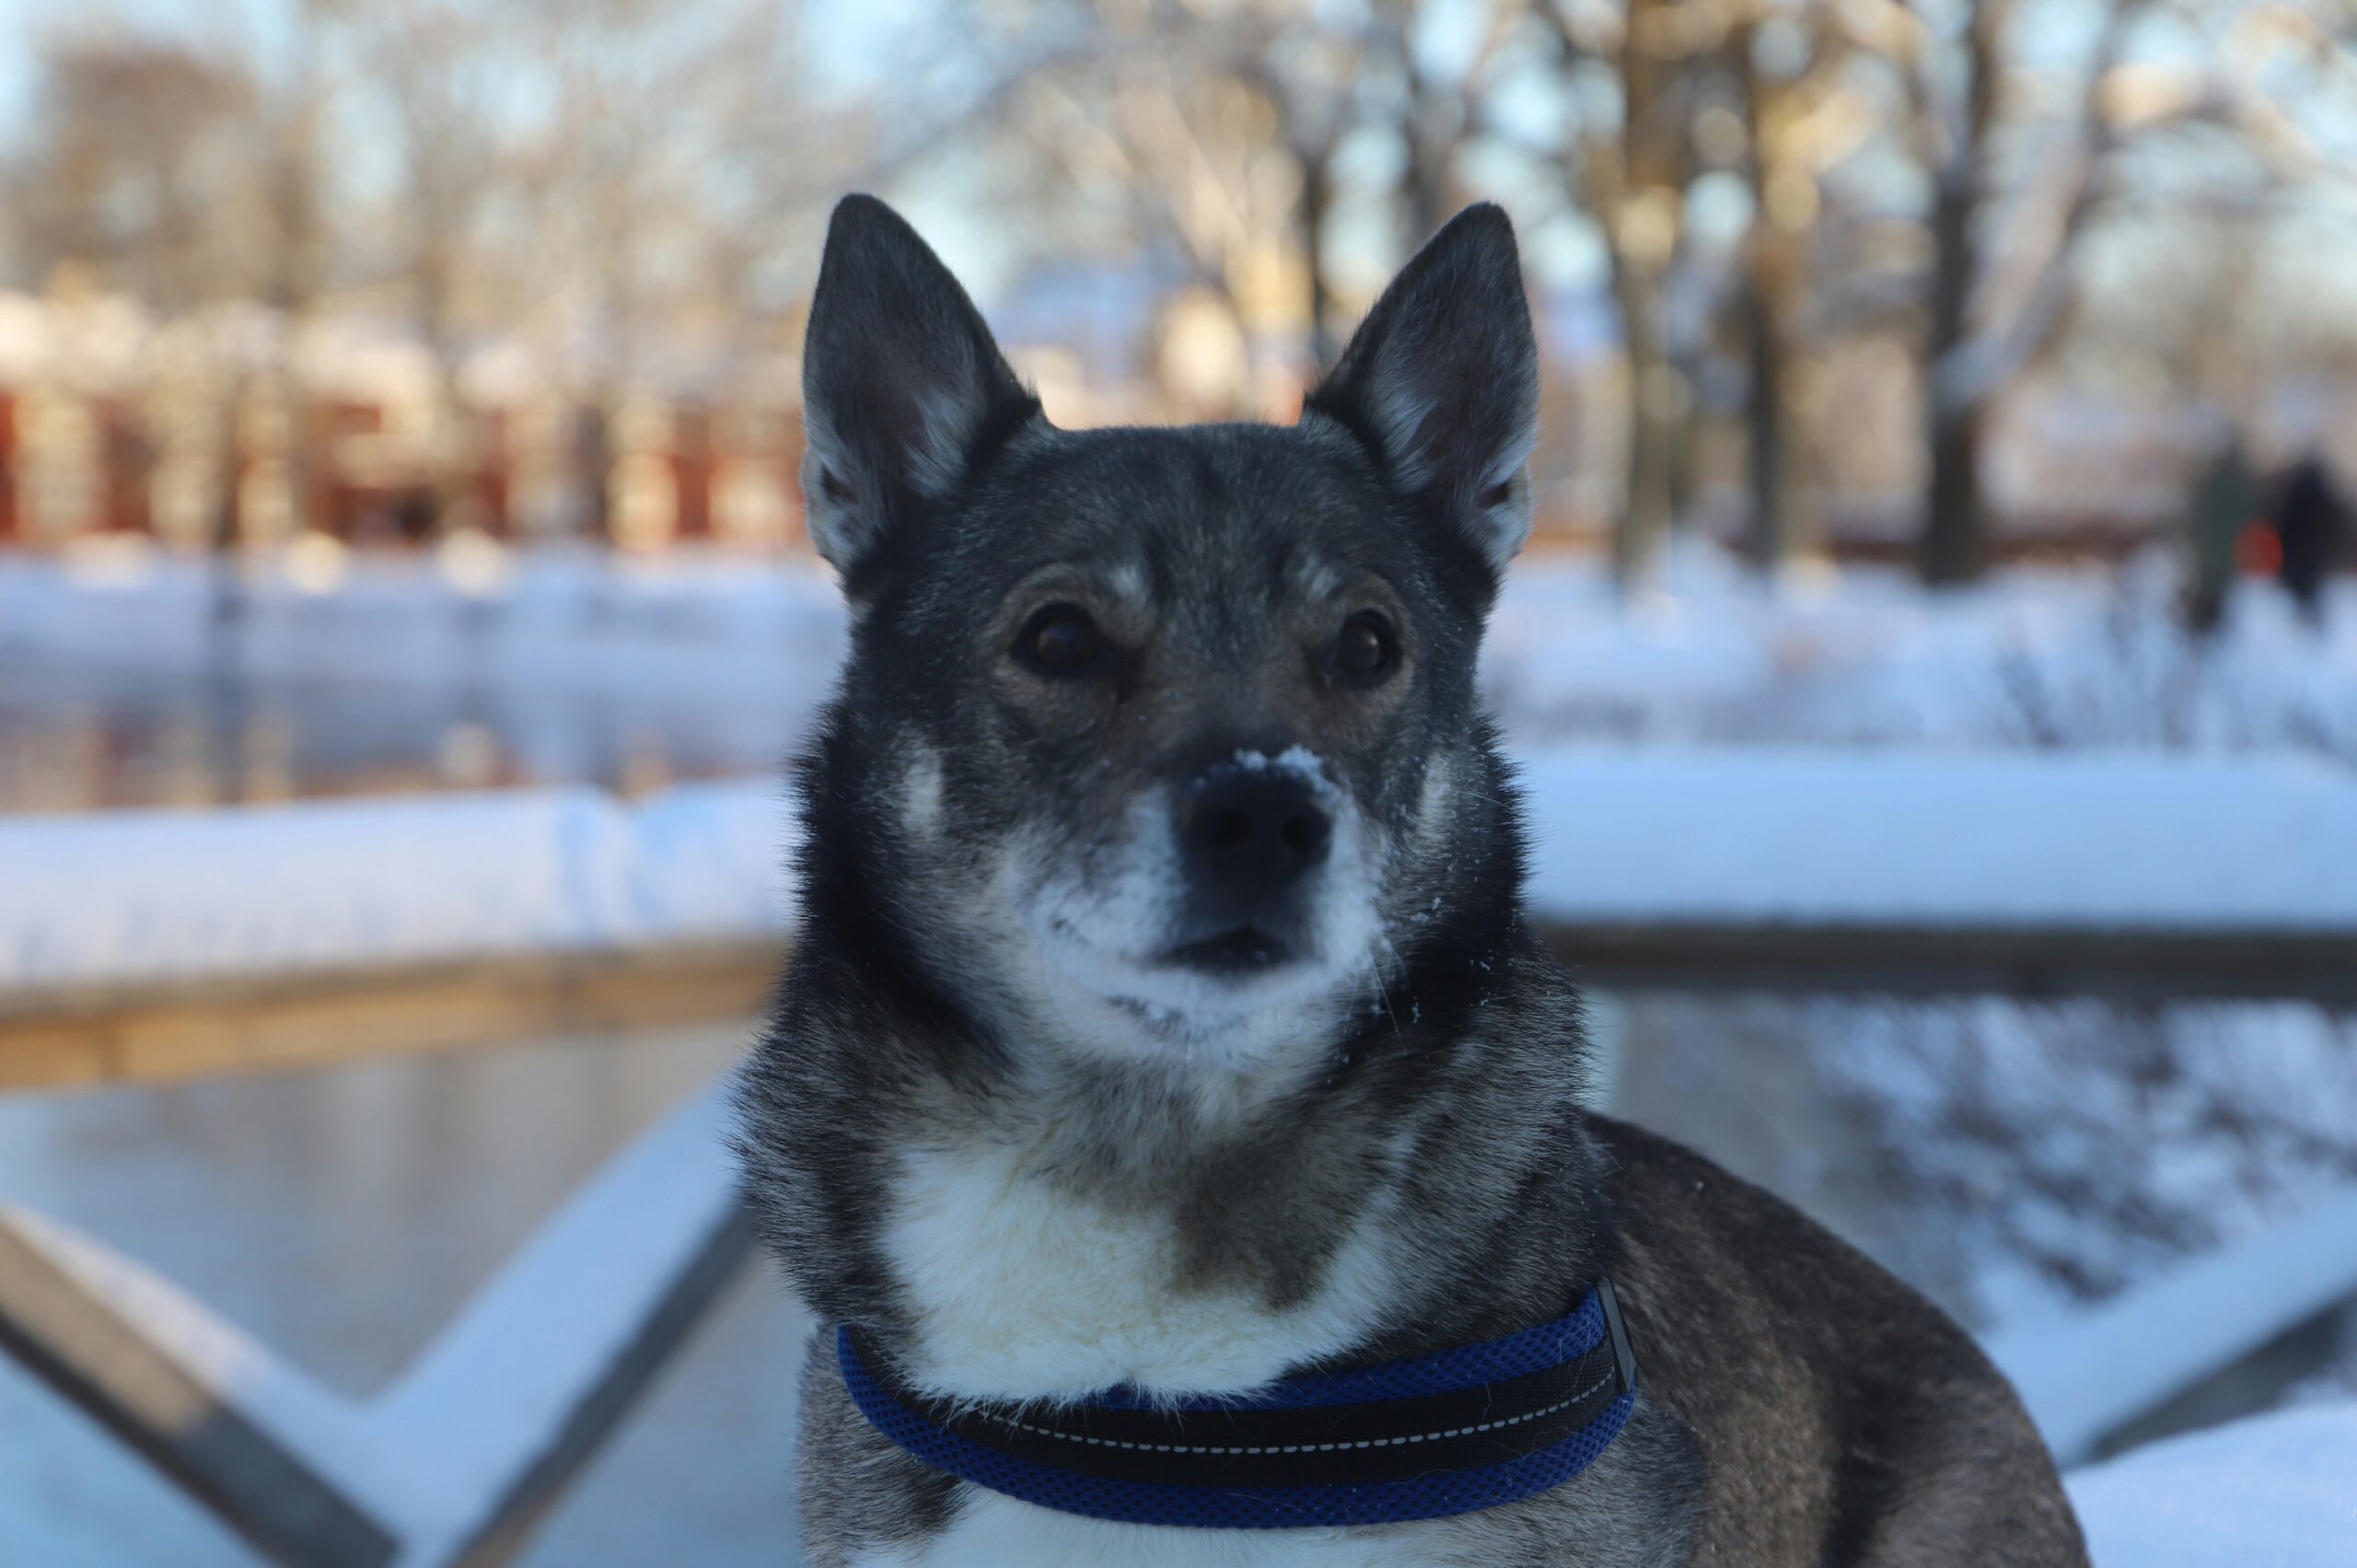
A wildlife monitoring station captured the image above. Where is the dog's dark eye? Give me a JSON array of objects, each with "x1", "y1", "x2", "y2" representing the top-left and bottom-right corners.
[
  {"x1": 1016, "y1": 604, "x2": 1104, "y2": 677},
  {"x1": 1477, "y1": 479, "x2": 1513, "y2": 509},
  {"x1": 1332, "y1": 612, "x2": 1396, "y2": 683}
]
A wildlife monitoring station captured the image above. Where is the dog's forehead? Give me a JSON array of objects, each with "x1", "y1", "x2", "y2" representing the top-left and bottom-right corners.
[{"x1": 947, "y1": 424, "x2": 1398, "y2": 605}]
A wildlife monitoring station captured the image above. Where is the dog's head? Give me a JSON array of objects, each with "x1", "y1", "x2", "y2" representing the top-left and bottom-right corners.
[{"x1": 797, "y1": 196, "x2": 1537, "y2": 1077}]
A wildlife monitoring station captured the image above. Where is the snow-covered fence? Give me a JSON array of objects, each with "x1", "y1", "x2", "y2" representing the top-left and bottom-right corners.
[
  {"x1": 6, "y1": 747, "x2": 2352, "y2": 1003},
  {"x1": 0, "y1": 782, "x2": 790, "y2": 993},
  {"x1": 1516, "y1": 748, "x2": 2357, "y2": 1000},
  {"x1": 1990, "y1": 1182, "x2": 2357, "y2": 1467},
  {"x1": 6, "y1": 747, "x2": 2355, "y2": 1562},
  {"x1": 0, "y1": 1083, "x2": 761, "y2": 1568}
]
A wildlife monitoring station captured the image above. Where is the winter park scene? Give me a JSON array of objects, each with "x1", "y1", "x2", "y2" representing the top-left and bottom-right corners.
[{"x1": 2, "y1": 0, "x2": 2356, "y2": 1564}]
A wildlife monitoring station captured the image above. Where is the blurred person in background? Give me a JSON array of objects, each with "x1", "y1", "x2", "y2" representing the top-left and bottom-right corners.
[
  {"x1": 2270, "y1": 454, "x2": 2347, "y2": 625},
  {"x1": 2184, "y1": 419, "x2": 2258, "y2": 635}
]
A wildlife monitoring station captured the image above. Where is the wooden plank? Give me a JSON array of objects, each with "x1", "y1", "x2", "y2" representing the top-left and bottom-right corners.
[
  {"x1": 0, "y1": 942, "x2": 781, "y2": 1093},
  {"x1": 1545, "y1": 923, "x2": 2357, "y2": 1003},
  {"x1": 0, "y1": 1083, "x2": 763, "y2": 1568},
  {"x1": 1988, "y1": 1184, "x2": 2357, "y2": 1466},
  {"x1": 4, "y1": 914, "x2": 2349, "y2": 1098},
  {"x1": 401, "y1": 1086, "x2": 762, "y2": 1567},
  {"x1": 441, "y1": 1215, "x2": 754, "y2": 1568},
  {"x1": 0, "y1": 1212, "x2": 399, "y2": 1568}
]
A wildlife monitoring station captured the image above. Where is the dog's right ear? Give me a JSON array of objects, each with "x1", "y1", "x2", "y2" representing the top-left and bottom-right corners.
[{"x1": 800, "y1": 194, "x2": 1039, "y2": 594}]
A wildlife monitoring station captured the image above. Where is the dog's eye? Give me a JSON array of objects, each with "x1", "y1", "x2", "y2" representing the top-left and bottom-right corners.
[
  {"x1": 1332, "y1": 612, "x2": 1396, "y2": 683},
  {"x1": 1016, "y1": 604, "x2": 1104, "y2": 677}
]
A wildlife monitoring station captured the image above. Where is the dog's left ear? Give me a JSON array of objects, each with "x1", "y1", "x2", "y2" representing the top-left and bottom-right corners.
[
  {"x1": 1303, "y1": 203, "x2": 1539, "y2": 577},
  {"x1": 800, "y1": 194, "x2": 1040, "y2": 594}
]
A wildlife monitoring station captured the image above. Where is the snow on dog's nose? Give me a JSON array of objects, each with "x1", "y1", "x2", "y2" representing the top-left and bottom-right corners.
[
  {"x1": 1178, "y1": 761, "x2": 1333, "y2": 901},
  {"x1": 1158, "y1": 747, "x2": 1345, "y2": 979}
]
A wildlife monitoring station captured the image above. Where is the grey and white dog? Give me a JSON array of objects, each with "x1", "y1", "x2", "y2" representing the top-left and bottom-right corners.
[{"x1": 736, "y1": 195, "x2": 2089, "y2": 1568}]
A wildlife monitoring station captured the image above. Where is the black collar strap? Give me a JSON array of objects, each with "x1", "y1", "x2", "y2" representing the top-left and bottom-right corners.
[{"x1": 838, "y1": 1278, "x2": 1639, "y2": 1529}]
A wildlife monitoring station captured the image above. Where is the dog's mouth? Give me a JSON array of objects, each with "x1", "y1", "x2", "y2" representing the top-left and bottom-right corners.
[{"x1": 1160, "y1": 926, "x2": 1297, "y2": 973}]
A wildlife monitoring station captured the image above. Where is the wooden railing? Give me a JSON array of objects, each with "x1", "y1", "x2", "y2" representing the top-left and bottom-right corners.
[{"x1": 4, "y1": 749, "x2": 2352, "y2": 1563}]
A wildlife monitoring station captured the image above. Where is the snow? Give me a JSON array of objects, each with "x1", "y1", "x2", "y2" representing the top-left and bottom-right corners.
[
  {"x1": 2071, "y1": 1398, "x2": 2357, "y2": 1568},
  {"x1": 0, "y1": 544, "x2": 848, "y2": 701},
  {"x1": 0, "y1": 783, "x2": 788, "y2": 991},
  {"x1": 1483, "y1": 544, "x2": 2357, "y2": 761},
  {"x1": 1989, "y1": 1182, "x2": 2357, "y2": 1464},
  {"x1": 7, "y1": 540, "x2": 2350, "y2": 767},
  {"x1": 1516, "y1": 747, "x2": 2357, "y2": 932},
  {"x1": 7, "y1": 746, "x2": 2351, "y2": 993}
]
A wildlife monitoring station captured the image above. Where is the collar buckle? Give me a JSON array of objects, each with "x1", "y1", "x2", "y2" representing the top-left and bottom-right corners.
[{"x1": 1596, "y1": 1274, "x2": 1638, "y2": 1397}]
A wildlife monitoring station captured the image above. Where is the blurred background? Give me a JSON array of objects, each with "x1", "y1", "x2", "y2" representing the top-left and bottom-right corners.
[{"x1": 0, "y1": 1, "x2": 2353, "y2": 1564}]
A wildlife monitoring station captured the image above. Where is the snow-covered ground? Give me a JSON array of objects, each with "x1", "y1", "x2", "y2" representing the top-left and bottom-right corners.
[
  {"x1": 6, "y1": 538, "x2": 2351, "y2": 767},
  {"x1": 2072, "y1": 1398, "x2": 2357, "y2": 1568},
  {"x1": 1486, "y1": 545, "x2": 2357, "y2": 761},
  {"x1": 0, "y1": 540, "x2": 848, "y2": 698}
]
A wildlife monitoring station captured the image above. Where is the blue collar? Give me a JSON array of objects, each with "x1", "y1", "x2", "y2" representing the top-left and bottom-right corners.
[{"x1": 838, "y1": 1277, "x2": 1639, "y2": 1529}]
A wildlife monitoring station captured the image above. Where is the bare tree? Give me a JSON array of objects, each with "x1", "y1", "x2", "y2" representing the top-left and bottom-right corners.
[
  {"x1": 356, "y1": 1, "x2": 523, "y2": 534},
  {"x1": 1533, "y1": 0, "x2": 1713, "y2": 586},
  {"x1": 2, "y1": 38, "x2": 254, "y2": 308}
]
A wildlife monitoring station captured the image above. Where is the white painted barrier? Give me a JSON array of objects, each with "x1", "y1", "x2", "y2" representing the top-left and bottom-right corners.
[{"x1": 1990, "y1": 1183, "x2": 2357, "y2": 1467}]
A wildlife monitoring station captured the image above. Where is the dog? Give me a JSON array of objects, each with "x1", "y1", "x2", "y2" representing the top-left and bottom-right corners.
[{"x1": 736, "y1": 193, "x2": 2090, "y2": 1568}]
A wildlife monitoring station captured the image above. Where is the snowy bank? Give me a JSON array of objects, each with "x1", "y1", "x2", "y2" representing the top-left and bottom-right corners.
[
  {"x1": 7, "y1": 545, "x2": 2351, "y2": 762},
  {"x1": 1518, "y1": 748, "x2": 2357, "y2": 934},
  {"x1": 0, "y1": 547, "x2": 849, "y2": 700},
  {"x1": 6, "y1": 748, "x2": 2353, "y2": 993},
  {"x1": 0, "y1": 783, "x2": 788, "y2": 991},
  {"x1": 2071, "y1": 1399, "x2": 2357, "y2": 1568}
]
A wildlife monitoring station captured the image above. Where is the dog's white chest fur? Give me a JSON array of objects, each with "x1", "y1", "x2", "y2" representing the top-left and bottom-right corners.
[
  {"x1": 850, "y1": 1504, "x2": 1452, "y2": 1567},
  {"x1": 882, "y1": 1139, "x2": 1397, "y2": 1400},
  {"x1": 855, "y1": 1143, "x2": 1451, "y2": 1564}
]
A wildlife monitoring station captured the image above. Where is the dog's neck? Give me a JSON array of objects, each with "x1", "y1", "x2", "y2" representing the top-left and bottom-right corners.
[
  {"x1": 749, "y1": 883, "x2": 1612, "y2": 1408},
  {"x1": 740, "y1": 743, "x2": 1612, "y2": 1406}
]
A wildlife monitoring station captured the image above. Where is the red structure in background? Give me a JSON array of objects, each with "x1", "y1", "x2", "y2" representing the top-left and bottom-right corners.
[
  {"x1": 0, "y1": 377, "x2": 809, "y2": 555},
  {"x1": 0, "y1": 390, "x2": 17, "y2": 546}
]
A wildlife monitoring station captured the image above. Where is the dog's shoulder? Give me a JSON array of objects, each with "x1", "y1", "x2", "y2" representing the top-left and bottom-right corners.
[
  {"x1": 1587, "y1": 1113, "x2": 2001, "y2": 1395},
  {"x1": 1588, "y1": 1115, "x2": 2089, "y2": 1566}
]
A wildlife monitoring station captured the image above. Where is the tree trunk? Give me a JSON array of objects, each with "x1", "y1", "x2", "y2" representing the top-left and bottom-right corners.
[
  {"x1": 577, "y1": 394, "x2": 616, "y2": 543},
  {"x1": 1733, "y1": 19, "x2": 1815, "y2": 574},
  {"x1": 1745, "y1": 285, "x2": 1790, "y2": 570},
  {"x1": 1919, "y1": 166, "x2": 1986, "y2": 586},
  {"x1": 430, "y1": 355, "x2": 478, "y2": 536},
  {"x1": 1914, "y1": 0, "x2": 2009, "y2": 587},
  {"x1": 1614, "y1": 260, "x2": 1678, "y2": 587},
  {"x1": 1922, "y1": 391, "x2": 1986, "y2": 586},
  {"x1": 1743, "y1": 233, "x2": 1815, "y2": 572},
  {"x1": 1298, "y1": 141, "x2": 1335, "y2": 368},
  {"x1": 1605, "y1": 0, "x2": 1692, "y2": 590}
]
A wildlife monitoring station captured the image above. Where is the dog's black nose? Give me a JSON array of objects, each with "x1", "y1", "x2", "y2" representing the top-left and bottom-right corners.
[{"x1": 1179, "y1": 767, "x2": 1332, "y2": 900}]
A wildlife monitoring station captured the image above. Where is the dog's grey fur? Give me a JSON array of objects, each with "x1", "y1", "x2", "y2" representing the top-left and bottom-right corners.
[{"x1": 737, "y1": 194, "x2": 2090, "y2": 1566}]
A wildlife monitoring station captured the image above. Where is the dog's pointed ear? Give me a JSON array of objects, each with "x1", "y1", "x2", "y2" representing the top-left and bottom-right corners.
[
  {"x1": 1303, "y1": 203, "x2": 1539, "y2": 576},
  {"x1": 800, "y1": 194, "x2": 1039, "y2": 588}
]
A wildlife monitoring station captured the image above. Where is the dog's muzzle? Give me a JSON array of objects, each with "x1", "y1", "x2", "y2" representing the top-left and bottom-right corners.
[{"x1": 1163, "y1": 757, "x2": 1335, "y2": 971}]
